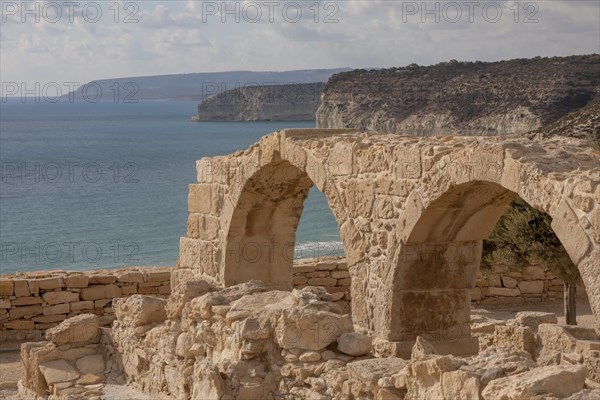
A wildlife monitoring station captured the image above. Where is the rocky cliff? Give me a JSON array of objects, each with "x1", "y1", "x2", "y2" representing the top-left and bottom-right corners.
[
  {"x1": 317, "y1": 55, "x2": 599, "y2": 136},
  {"x1": 196, "y1": 82, "x2": 325, "y2": 121}
]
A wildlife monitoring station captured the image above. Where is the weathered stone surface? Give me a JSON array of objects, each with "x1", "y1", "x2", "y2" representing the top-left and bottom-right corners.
[
  {"x1": 487, "y1": 287, "x2": 521, "y2": 297},
  {"x1": 0, "y1": 279, "x2": 13, "y2": 296},
  {"x1": 441, "y1": 370, "x2": 481, "y2": 400},
  {"x1": 38, "y1": 277, "x2": 64, "y2": 290},
  {"x1": 411, "y1": 336, "x2": 438, "y2": 361},
  {"x1": 516, "y1": 311, "x2": 558, "y2": 332},
  {"x1": 481, "y1": 364, "x2": 587, "y2": 399},
  {"x1": 276, "y1": 309, "x2": 352, "y2": 351},
  {"x1": 518, "y1": 280, "x2": 545, "y2": 294},
  {"x1": 38, "y1": 359, "x2": 79, "y2": 385},
  {"x1": 42, "y1": 291, "x2": 79, "y2": 305},
  {"x1": 337, "y1": 332, "x2": 372, "y2": 356},
  {"x1": 75, "y1": 354, "x2": 104, "y2": 375},
  {"x1": 45, "y1": 314, "x2": 100, "y2": 345},
  {"x1": 117, "y1": 270, "x2": 145, "y2": 283},
  {"x1": 113, "y1": 295, "x2": 166, "y2": 327},
  {"x1": 66, "y1": 274, "x2": 89, "y2": 288}
]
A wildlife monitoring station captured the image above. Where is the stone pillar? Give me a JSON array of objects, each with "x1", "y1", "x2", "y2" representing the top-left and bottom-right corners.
[{"x1": 379, "y1": 241, "x2": 482, "y2": 357}]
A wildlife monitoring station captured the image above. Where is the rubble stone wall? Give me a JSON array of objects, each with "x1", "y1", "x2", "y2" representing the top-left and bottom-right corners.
[
  {"x1": 0, "y1": 267, "x2": 172, "y2": 342},
  {"x1": 0, "y1": 260, "x2": 583, "y2": 342}
]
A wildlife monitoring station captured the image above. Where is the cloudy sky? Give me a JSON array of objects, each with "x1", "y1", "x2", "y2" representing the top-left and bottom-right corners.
[{"x1": 1, "y1": 0, "x2": 599, "y2": 93}]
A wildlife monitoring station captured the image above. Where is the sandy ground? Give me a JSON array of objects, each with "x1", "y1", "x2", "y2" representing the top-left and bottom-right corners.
[{"x1": 0, "y1": 297, "x2": 595, "y2": 398}]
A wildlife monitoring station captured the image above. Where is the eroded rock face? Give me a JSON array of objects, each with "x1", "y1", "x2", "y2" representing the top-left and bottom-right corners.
[{"x1": 317, "y1": 55, "x2": 599, "y2": 136}]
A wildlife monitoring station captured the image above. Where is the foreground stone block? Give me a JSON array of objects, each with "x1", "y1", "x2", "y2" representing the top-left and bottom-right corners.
[
  {"x1": 337, "y1": 332, "x2": 373, "y2": 356},
  {"x1": 515, "y1": 311, "x2": 558, "y2": 332},
  {"x1": 276, "y1": 309, "x2": 352, "y2": 350},
  {"x1": 38, "y1": 359, "x2": 80, "y2": 385},
  {"x1": 113, "y1": 294, "x2": 166, "y2": 326},
  {"x1": 482, "y1": 364, "x2": 587, "y2": 399},
  {"x1": 45, "y1": 314, "x2": 100, "y2": 345}
]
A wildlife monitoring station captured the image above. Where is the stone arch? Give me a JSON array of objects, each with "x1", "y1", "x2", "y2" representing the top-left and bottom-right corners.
[
  {"x1": 384, "y1": 172, "x2": 598, "y2": 357},
  {"x1": 220, "y1": 132, "x2": 351, "y2": 291}
]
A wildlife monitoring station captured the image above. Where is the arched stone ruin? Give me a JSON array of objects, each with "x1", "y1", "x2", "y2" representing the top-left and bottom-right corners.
[{"x1": 179, "y1": 128, "x2": 600, "y2": 357}]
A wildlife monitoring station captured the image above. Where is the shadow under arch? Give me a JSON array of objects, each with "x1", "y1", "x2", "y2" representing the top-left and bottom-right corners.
[
  {"x1": 387, "y1": 179, "x2": 594, "y2": 356},
  {"x1": 222, "y1": 158, "x2": 345, "y2": 290}
]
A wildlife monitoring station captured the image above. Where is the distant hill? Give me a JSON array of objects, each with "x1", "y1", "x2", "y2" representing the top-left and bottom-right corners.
[
  {"x1": 317, "y1": 55, "x2": 599, "y2": 136},
  {"x1": 64, "y1": 69, "x2": 351, "y2": 102},
  {"x1": 195, "y1": 83, "x2": 325, "y2": 121}
]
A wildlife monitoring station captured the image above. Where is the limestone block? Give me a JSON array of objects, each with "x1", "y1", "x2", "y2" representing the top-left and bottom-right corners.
[
  {"x1": 166, "y1": 280, "x2": 214, "y2": 318},
  {"x1": 121, "y1": 285, "x2": 137, "y2": 295},
  {"x1": 188, "y1": 183, "x2": 212, "y2": 214},
  {"x1": 38, "y1": 277, "x2": 64, "y2": 290},
  {"x1": 14, "y1": 280, "x2": 30, "y2": 297},
  {"x1": 307, "y1": 277, "x2": 337, "y2": 287},
  {"x1": 105, "y1": 284, "x2": 122, "y2": 298},
  {"x1": 4, "y1": 320, "x2": 35, "y2": 330},
  {"x1": 337, "y1": 332, "x2": 373, "y2": 356},
  {"x1": 523, "y1": 266, "x2": 546, "y2": 280},
  {"x1": 405, "y1": 355, "x2": 455, "y2": 400},
  {"x1": 518, "y1": 280, "x2": 545, "y2": 294},
  {"x1": 292, "y1": 265, "x2": 316, "y2": 274},
  {"x1": 42, "y1": 291, "x2": 79, "y2": 305},
  {"x1": 29, "y1": 281, "x2": 40, "y2": 295},
  {"x1": 75, "y1": 354, "x2": 104, "y2": 375},
  {"x1": 292, "y1": 276, "x2": 307, "y2": 285},
  {"x1": 441, "y1": 370, "x2": 481, "y2": 400},
  {"x1": 43, "y1": 304, "x2": 70, "y2": 316},
  {"x1": 11, "y1": 296, "x2": 43, "y2": 306},
  {"x1": 493, "y1": 325, "x2": 537, "y2": 356},
  {"x1": 32, "y1": 314, "x2": 66, "y2": 323},
  {"x1": 66, "y1": 274, "x2": 89, "y2": 288},
  {"x1": 331, "y1": 270, "x2": 351, "y2": 279},
  {"x1": 0, "y1": 299, "x2": 10, "y2": 308},
  {"x1": 113, "y1": 295, "x2": 166, "y2": 326},
  {"x1": 306, "y1": 271, "x2": 330, "y2": 278},
  {"x1": 487, "y1": 287, "x2": 521, "y2": 297},
  {"x1": 502, "y1": 276, "x2": 518, "y2": 288},
  {"x1": 70, "y1": 301, "x2": 94, "y2": 312},
  {"x1": 276, "y1": 309, "x2": 352, "y2": 350},
  {"x1": 410, "y1": 336, "x2": 438, "y2": 361},
  {"x1": 482, "y1": 364, "x2": 587, "y2": 400},
  {"x1": 80, "y1": 286, "x2": 106, "y2": 301},
  {"x1": 551, "y1": 200, "x2": 591, "y2": 264},
  {"x1": 45, "y1": 314, "x2": 100, "y2": 345},
  {"x1": 117, "y1": 271, "x2": 144, "y2": 283},
  {"x1": 0, "y1": 279, "x2": 14, "y2": 296},
  {"x1": 38, "y1": 359, "x2": 80, "y2": 385},
  {"x1": 146, "y1": 270, "x2": 171, "y2": 282},
  {"x1": 10, "y1": 304, "x2": 43, "y2": 319},
  {"x1": 315, "y1": 262, "x2": 338, "y2": 271},
  {"x1": 88, "y1": 274, "x2": 117, "y2": 285}
]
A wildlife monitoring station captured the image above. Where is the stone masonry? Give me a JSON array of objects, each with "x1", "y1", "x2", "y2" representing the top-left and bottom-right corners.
[{"x1": 179, "y1": 128, "x2": 600, "y2": 356}]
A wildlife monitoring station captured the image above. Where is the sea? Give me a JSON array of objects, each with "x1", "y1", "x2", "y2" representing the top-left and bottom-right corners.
[{"x1": 0, "y1": 99, "x2": 343, "y2": 274}]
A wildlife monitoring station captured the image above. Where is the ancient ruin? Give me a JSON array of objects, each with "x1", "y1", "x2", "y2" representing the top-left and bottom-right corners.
[
  {"x1": 181, "y1": 128, "x2": 599, "y2": 356},
  {"x1": 12, "y1": 128, "x2": 600, "y2": 399}
]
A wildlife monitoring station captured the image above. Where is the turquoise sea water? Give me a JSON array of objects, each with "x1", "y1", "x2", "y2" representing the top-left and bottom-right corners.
[{"x1": 0, "y1": 100, "x2": 343, "y2": 274}]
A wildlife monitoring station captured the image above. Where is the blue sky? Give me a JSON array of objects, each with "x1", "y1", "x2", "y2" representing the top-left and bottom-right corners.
[{"x1": 1, "y1": 0, "x2": 599, "y2": 93}]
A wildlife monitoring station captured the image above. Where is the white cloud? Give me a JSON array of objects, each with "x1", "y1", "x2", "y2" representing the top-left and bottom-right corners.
[{"x1": 1, "y1": 0, "x2": 598, "y2": 92}]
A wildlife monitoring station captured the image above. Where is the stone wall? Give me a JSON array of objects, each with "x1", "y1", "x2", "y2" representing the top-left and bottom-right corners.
[
  {"x1": 0, "y1": 260, "x2": 577, "y2": 342},
  {"x1": 472, "y1": 265, "x2": 570, "y2": 304},
  {"x1": 0, "y1": 267, "x2": 172, "y2": 342},
  {"x1": 290, "y1": 257, "x2": 571, "y2": 307}
]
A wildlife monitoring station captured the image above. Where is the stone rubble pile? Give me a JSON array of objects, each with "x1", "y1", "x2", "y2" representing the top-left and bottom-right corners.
[{"x1": 16, "y1": 280, "x2": 600, "y2": 399}]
